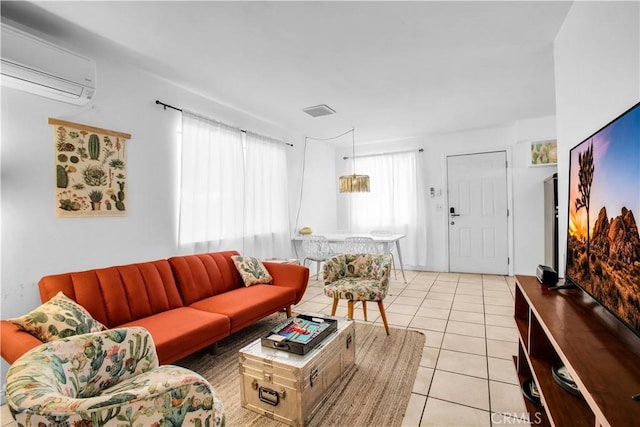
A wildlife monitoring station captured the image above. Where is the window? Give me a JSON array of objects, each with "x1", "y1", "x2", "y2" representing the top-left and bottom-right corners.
[
  {"x1": 343, "y1": 150, "x2": 428, "y2": 267},
  {"x1": 179, "y1": 112, "x2": 290, "y2": 257}
]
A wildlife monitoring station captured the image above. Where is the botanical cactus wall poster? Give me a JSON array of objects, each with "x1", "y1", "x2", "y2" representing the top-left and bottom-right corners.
[{"x1": 49, "y1": 118, "x2": 131, "y2": 217}]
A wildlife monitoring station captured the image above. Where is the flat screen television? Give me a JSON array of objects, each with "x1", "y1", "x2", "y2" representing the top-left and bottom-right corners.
[{"x1": 565, "y1": 101, "x2": 640, "y2": 336}]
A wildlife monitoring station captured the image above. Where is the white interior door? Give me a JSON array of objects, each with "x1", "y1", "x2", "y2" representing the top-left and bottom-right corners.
[{"x1": 447, "y1": 151, "x2": 509, "y2": 274}]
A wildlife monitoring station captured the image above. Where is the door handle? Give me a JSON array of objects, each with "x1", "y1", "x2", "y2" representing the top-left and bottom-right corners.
[{"x1": 449, "y1": 207, "x2": 460, "y2": 217}]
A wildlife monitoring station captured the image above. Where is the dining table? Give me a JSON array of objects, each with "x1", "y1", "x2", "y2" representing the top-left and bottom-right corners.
[{"x1": 293, "y1": 233, "x2": 407, "y2": 282}]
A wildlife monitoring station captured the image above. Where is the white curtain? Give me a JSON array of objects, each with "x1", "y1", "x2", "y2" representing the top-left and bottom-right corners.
[
  {"x1": 243, "y1": 132, "x2": 290, "y2": 256},
  {"x1": 179, "y1": 112, "x2": 290, "y2": 258},
  {"x1": 346, "y1": 151, "x2": 428, "y2": 268}
]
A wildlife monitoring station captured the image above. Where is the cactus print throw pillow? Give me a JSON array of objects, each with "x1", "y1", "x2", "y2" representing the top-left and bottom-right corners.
[
  {"x1": 231, "y1": 255, "x2": 273, "y2": 286},
  {"x1": 10, "y1": 291, "x2": 106, "y2": 342}
]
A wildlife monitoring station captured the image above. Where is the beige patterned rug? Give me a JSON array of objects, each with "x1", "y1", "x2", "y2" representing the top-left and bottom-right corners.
[{"x1": 177, "y1": 312, "x2": 425, "y2": 426}]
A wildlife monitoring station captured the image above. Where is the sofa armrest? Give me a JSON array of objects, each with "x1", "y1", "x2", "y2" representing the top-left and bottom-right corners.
[
  {"x1": 263, "y1": 262, "x2": 309, "y2": 305},
  {"x1": 0, "y1": 320, "x2": 43, "y2": 365},
  {"x1": 8, "y1": 365, "x2": 224, "y2": 426},
  {"x1": 374, "y1": 255, "x2": 393, "y2": 283}
]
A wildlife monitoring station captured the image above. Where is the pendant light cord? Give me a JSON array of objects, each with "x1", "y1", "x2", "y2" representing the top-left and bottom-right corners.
[
  {"x1": 351, "y1": 128, "x2": 356, "y2": 175},
  {"x1": 293, "y1": 127, "x2": 355, "y2": 255},
  {"x1": 305, "y1": 128, "x2": 354, "y2": 142},
  {"x1": 305, "y1": 127, "x2": 356, "y2": 174}
]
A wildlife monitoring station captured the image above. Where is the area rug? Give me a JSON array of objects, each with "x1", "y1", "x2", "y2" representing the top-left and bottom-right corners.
[{"x1": 177, "y1": 312, "x2": 426, "y2": 426}]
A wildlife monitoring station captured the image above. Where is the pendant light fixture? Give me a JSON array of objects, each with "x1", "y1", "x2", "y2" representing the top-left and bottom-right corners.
[{"x1": 339, "y1": 128, "x2": 370, "y2": 193}]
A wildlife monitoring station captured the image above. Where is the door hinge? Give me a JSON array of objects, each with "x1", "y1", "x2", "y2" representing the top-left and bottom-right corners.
[
  {"x1": 508, "y1": 257, "x2": 510, "y2": 265},
  {"x1": 507, "y1": 209, "x2": 510, "y2": 217}
]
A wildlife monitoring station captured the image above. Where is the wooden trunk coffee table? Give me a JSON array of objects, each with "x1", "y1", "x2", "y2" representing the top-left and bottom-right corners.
[{"x1": 239, "y1": 315, "x2": 355, "y2": 426}]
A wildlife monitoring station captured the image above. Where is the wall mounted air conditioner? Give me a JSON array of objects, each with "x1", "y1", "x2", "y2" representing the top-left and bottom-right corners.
[{"x1": 1, "y1": 22, "x2": 96, "y2": 105}]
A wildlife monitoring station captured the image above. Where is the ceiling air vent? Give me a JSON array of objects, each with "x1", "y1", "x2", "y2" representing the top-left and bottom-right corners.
[{"x1": 302, "y1": 104, "x2": 336, "y2": 117}]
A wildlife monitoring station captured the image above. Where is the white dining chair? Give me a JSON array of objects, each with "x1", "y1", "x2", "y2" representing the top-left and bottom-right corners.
[
  {"x1": 301, "y1": 235, "x2": 336, "y2": 280},
  {"x1": 370, "y1": 230, "x2": 398, "y2": 279},
  {"x1": 343, "y1": 236, "x2": 380, "y2": 255}
]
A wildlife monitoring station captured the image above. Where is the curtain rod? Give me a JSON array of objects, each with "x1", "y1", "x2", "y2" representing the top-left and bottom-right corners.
[
  {"x1": 156, "y1": 100, "x2": 183, "y2": 112},
  {"x1": 155, "y1": 99, "x2": 293, "y2": 147},
  {"x1": 343, "y1": 148, "x2": 423, "y2": 160}
]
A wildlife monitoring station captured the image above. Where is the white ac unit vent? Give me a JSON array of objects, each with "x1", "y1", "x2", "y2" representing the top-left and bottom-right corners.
[{"x1": 1, "y1": 23, "x2": 96, "y2": 105}]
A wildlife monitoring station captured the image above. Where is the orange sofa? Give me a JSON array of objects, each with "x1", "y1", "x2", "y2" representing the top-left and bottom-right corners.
[{"x1": 1, "y1": 251, "x2": 309, "y2": 365}]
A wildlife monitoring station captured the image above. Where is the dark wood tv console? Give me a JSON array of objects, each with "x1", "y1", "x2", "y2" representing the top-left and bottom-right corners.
[{"x1": 514, "y1": 275, "x2": 640, "y2": 427}]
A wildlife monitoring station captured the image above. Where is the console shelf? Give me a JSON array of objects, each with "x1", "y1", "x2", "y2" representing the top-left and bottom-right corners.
[{"x1": 514, "y1": 275, "x2": 640, "y2": 427}]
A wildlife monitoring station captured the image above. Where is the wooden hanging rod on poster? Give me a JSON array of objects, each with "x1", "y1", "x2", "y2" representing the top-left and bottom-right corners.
[
  {"x1": 343, "y1": 148, "x2": 423, "y2": 160},
  {"x1": 48, "y1": 118, "x2": 132, "y2": 139},
  {"x1": 155, "y1": 99, "x2": 293, "y2": 147}
]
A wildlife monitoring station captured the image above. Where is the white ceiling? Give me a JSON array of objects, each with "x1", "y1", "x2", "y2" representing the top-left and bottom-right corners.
[{"x1": 2, "y1": 1, "x2": 573, "y2": 143}]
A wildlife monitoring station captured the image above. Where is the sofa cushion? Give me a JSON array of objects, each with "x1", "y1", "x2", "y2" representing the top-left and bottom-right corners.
[
  {"x1": 118, "y1": 307, "x2": 230, "y2": 365},
  {"x1": 231, "y1": 255, "x2": 273, "y2": 286},
  {"x1": 10, "y1": 291, "x2": 106, "y2": 342},
  {"x1": 169, "y1": 251, "x2": 243, "y2": 305},
  {"x1": 190, "y1": 285, "x2": 296, "y2": 333},
  {"x1": 39, "y1": 260, "x2": 184, "y2": 328}
]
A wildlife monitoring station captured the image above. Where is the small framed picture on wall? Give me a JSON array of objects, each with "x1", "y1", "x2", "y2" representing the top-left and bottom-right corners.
[{"x1": 530, "y1": 139, "x2": 557, "y2": 166}]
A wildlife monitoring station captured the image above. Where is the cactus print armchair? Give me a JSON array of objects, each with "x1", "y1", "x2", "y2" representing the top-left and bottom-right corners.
[
  {"x1": 323, "y1": 254, "x2": 393, "y2": 335},
  {"x1": 5, "y1": 327, "x2": 225, "y2": 427}
]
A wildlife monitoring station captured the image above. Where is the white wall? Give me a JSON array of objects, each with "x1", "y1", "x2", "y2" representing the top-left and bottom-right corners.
[
  {"x1": 0, "y1": 23, "x2": 336, "y2": 392},
  {"x1": 334, "y1": 120, "x2": 557, "y2": 275},
  {"x1": 1, "y1": 58, "x2": 321, "y2": 315},
  {"x1": 290, "y1": 138, "x2": 338, "y2": 238},
  {"x1": 554, "y1": 1, "x2": 640, "y2": 277},
  {"x1": 513, "y1": 116, "x2": 558, "y2": 275}
]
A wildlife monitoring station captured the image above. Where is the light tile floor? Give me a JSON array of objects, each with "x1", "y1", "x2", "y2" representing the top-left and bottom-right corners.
[
  {"x1": 293, "y1": 270, "x2": 530, "y2": 427},
  {"x1": 0, "y1": 406, "x2": 10, "y2": 427},
  {"x1": 0, "y1": 270, "x2": 530, "y2": 427}
]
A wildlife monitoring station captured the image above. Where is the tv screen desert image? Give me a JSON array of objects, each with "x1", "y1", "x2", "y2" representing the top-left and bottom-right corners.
[{"x1": 566, "y1": 104, "x2": 640, "y2": 333}]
